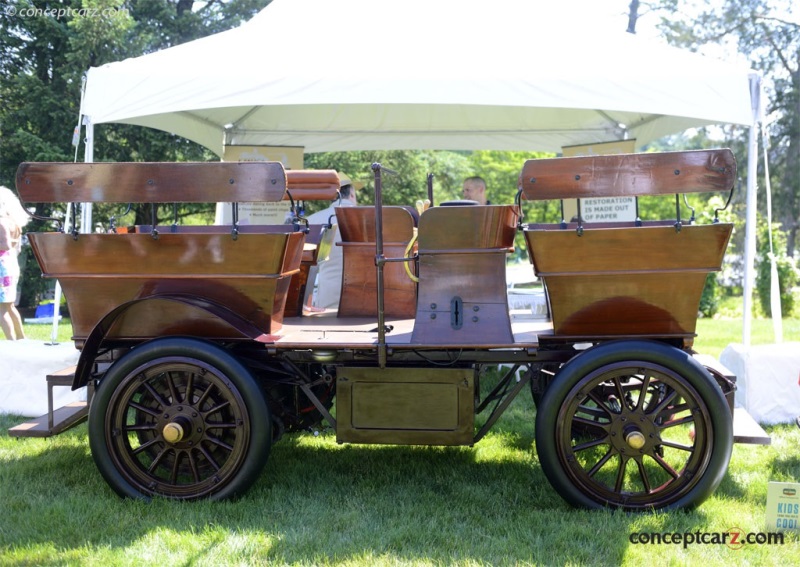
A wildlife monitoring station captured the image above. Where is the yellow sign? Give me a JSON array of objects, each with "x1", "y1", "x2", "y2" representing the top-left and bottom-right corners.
[
  {"x1": 561, "y1": 140, "x2": 637, "y2": 223},
  {"x1": 561, "y1": 139, "x2": 636, "y2": 157},
  {"x1": 223, "y1": 145, "x2": 304, "y2": 168}
]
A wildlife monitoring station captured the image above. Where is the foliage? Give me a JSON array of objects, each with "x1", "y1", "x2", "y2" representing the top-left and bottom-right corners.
[
  {"x1": 698, "y1": 272, "x2": 720, "y2": 318},
  {"x1": 755, "y1": 221, "x2": 799, "y2": 317},
  {"x1": 0, "y1": 0, "x2": 271, "y2": 307},
  {"x1": 654, "y1": 0, "x2": 800, "y2": 257}
]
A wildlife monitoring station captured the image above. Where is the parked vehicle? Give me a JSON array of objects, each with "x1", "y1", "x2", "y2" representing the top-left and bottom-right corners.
[{"x1": 10, "y1": 149, "x2": 768, "y2": 510}]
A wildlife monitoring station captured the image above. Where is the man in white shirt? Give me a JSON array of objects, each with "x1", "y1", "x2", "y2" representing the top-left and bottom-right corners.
[{"x1": 305, "y1": 174, "x2": 360, "y2": 310}]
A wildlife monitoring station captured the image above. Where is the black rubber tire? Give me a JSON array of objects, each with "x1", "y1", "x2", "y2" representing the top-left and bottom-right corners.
[
  {"x1": 535, "y1": 340, "x2": 732, "y2": 511},
  {"x1": 88, "y1": 337, "x2": 272, "y2": 501}
]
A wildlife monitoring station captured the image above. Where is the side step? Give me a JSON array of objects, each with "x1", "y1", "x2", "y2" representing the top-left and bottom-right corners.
[
  {"x1": 694, "y1": 353, "x2": 771, "y2": 445},
  {"x1": 733, "y1": 407, "x2": 771, "y2": 445},
  {"x1": 8, "y1": 366, "x2": 91, "y2": 438}
]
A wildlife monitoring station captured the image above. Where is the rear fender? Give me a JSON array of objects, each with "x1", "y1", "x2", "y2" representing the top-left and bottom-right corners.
[{"x1": 72, "y1": 294, "x2": 276, "y2": 390}]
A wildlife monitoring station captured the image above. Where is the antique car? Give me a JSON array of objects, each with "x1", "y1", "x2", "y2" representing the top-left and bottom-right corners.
[{"x1": 10, "y1": 149, "x2": 768, "y2": 510}]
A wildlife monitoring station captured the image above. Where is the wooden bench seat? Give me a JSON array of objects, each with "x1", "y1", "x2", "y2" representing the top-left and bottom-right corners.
[
  {"x1": 335, "y1": 206, "x2": 418, "y2": 318},
  {"x1": 411, "y1": 205, "x2": 519, "y2": 344},
  {"x1": 17, "y1": 161, "x2": 306, "y2": 341},
  {"x1": 518, "y1": 149, "x2": 736, "y2": 342}
]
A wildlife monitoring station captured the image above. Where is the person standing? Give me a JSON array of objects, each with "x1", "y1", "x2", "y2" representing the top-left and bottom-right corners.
[
  {"x1": 462, "y1": 176, "x2": 490, "y2": 205},
  {"x1": 0, "y1": 186, "x2": 29, "y2": 340},
  {"x1": 305, "y1": 174, "x2": 360, "y2": 310}
]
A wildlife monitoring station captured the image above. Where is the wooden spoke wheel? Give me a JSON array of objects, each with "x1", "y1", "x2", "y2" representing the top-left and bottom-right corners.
[
  {"x1": 535, "y1": 340, "x2": 732, "y2": 511},
  {"x1": 89, "y1": 338, "x2": 271, "y2": 500}
]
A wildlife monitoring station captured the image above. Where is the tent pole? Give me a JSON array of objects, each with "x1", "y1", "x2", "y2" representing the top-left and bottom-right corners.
[
  {"x1": 81, "y1": 120, "x2": 94, "y2": 232},
  {"x1": 742, "y1": 73, "x2": 762, "y2": 347}
]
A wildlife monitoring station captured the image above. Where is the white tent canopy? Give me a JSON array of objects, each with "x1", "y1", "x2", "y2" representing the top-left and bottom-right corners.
[
  {"x1": 78, "y1": 0, "x2": 763, "y2": 344},
  {"x1": 81, "y1": 0, "x2": 755, "y2": 156}
]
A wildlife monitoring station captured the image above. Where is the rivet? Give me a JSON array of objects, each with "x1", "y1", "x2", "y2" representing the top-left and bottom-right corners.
[
  {"x1": 472, "y1": 316, "x2": 479, "y2": 322},
  {"x1": 229, "y1": 178, "x2": 235, "y2": 184},
  {"x1": 430, "y1": 303, "x2": 437, "y2": 310},
  {"x1": 529, "y1": 177, "x2": 536, "y2": 183},
  {"x1": 574, "y1": 174, "x2": 581, "y2": 181},
  {"x1": 430, "y1": 313, "x2": 436, "y2": 319},
  {"x1": 67, "y1": 179, "x2": 73, "y2": 186},
  {"x1": 147, "y1": 179, "x2": 154, "y2": 185},
  {"x1": 473, "y1": 305, "x2": 479, "y2": 312},
  {"x1": 674, "y1": 169, "x2": 681, "y2": 175}
]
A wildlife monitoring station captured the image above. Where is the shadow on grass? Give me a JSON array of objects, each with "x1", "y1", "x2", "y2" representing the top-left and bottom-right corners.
[{"x1": 0, "y1": 421, "x2": 651, "y2": 566}]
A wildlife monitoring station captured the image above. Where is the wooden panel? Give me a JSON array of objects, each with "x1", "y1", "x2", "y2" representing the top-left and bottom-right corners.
[
  {"x1": 16, "y1": 161, "x2": 287, "y2": 203},
  {"x1": 518, "y1": 149, "x2": 736, "y2": 201},
  {"x1": 8, "y1": 401, "x2": 88, "y2": 438},
  {"x1": 337, "y1": 207, "x2": 417, "y2": 318},
  {"x1": 28, "y1": 232, "x2": 302, "y2": 276},
  {"x1": 524, "y1": 223, "x2": 731, "y2": 337},
  {"x1": 285, "y1": 169, "x2": 340, "y2": 201},
  {"x1": 352, "y1": 383, "x2": 458, "y2": 429},
  {"x1": 526, "y1": 224, "x2": 733, "y2": 275},
  {"x1": 543, "y1": 272, "x2": 708, "y2": 336},
  {"x1": 413, "y1": 252, "x2": 513, "y2": 344},
  {"x1": 28, "y1": 231, "x2": 304, "y2": 339},
  {"x1": 417, "y1": 205, "x2": 518, "y2": 250},
  {"x1": 338, "y1": 242, "x2": 417, "y2": 318},
  {"x1": 336, "y1": 367, "x2": 474, "y2": 446},
  {"x1": 412, "y1": 205, "x2": 517, "y2": 345},
  {"x1": 336, "y1": 206, "x2": 416, "y2": 242}
]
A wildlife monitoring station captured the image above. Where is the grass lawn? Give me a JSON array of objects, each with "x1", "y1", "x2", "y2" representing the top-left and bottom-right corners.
[
  {"x1": 2, "y1": 377, "x2": 799, "y2": 565},
  {"x1": 4, "y1": 310, "x2": 798, "y2": 565}
]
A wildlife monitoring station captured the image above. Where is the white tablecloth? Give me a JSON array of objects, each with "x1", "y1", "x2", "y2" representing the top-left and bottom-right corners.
[
  {"x1": 721, "y1": 342, "x2": 800, "y2": 425},
  {"x1": 0, "y1": 340, "x2": 84, "y2": 417}
]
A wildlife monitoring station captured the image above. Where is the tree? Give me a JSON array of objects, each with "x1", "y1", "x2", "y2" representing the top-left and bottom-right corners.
[
  {"x1": 654, "y1": 0, "x2": 800, "y2": 257},
  {"x1": 0, "y1": 0, "x2": 271, "y2": 307}
]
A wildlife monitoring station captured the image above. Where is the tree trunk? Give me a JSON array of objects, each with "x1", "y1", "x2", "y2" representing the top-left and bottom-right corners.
[{"x1": 627, "y1": 0, "x2": 640, "y2": 34}]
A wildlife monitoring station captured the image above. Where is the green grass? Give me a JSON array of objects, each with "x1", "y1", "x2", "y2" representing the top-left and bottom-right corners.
[
  {"x1": 6, "y1": 309, "x2": 799, "y2": 565},
  {"x1": 2, "y1": 375, "x2": 799, "y2": 566},
  {"x1": 21, "y1": 319, "x2": 73, "y2": 343}
]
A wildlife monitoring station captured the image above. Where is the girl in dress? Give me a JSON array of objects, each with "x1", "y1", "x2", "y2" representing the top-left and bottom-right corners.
[{"x1": 0, "y1": 186, "x2": 30, "y2": 340}]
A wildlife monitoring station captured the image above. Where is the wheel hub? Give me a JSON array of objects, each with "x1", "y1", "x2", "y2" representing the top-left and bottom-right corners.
[{"x1": 625, "y1": 429, "x2": 646, "y2": 450}]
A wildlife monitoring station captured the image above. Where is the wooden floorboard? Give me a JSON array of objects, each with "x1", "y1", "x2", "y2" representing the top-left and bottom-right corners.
[{"x1": 275, "y1": 312, "x2": 553, "y2": 349}]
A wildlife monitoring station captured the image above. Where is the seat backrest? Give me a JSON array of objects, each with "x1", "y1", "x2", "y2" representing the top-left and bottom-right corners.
[
  {"x1": 17, "y1": 161, "x2": 287, "y2": 204},
  {"x1": 518, "y1": 149, "x2": 736, "y2": 201},
  {"x1": 336, "y1": 206, "x2": 416, "y2": 243},
  {"x1": 417, "y1": 205, "x2": 517, "y2": 250},
  {"x1": 519, "y1": 149, "x2": 737, "y2": 343}
]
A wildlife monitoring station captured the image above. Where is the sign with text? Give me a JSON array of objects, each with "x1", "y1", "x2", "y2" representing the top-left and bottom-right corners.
[
  {"x1": 217, "y1": 146, "x2": 305, "y2": 225},
  {"x1": 766, "y1": 481, "x2": 800, "y2": 532},
  {"x1": 561, "y1": 139, "x2": 637, "y2": 223}
]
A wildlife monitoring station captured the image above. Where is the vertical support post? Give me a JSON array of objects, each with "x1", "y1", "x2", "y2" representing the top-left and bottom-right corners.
[
  {"x1": 372, "y1": 163, "x2": 387, "y2": 368},
  {"x1": 743, "y1": 73, "x2": 762, "y2": 347},
  {"x1": 426, "y1": 172, "x2": 434, "y2": 206}
]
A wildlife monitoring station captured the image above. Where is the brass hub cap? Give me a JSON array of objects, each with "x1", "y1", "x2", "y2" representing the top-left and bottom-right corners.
[
  {"x1": 162, "y1": 422, "x2": 185, "y2": 444},
  {"x1": 625, "y1": 429, "x2": 646, "y2": 450}
]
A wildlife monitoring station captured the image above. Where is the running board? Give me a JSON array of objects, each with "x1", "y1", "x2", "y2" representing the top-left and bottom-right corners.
[
  {"x1": 8, "y1": 401, "x2": 88, "y2": 438},
  {"x1": 733, "y1": 407, "x2": 771, "y2": 445},
  {"x1": 7, "y1": 365, "x2": 92, "y2": 439}
]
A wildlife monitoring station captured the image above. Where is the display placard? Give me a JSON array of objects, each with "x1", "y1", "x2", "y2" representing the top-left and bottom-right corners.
[
  {"x1": 561, "y1": 140, "x2": 637, "y2": 223},
  {"x1": 766, "y1": 481, "x2": 800, "y2": 532},
  {"x1": 217, "y1": 146, "x2": 304, "y2": 224}
]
